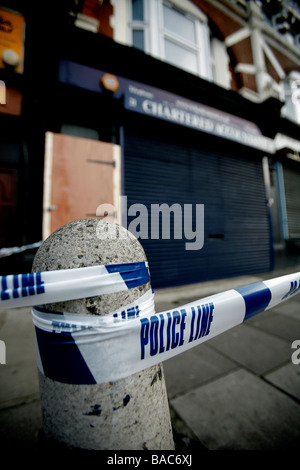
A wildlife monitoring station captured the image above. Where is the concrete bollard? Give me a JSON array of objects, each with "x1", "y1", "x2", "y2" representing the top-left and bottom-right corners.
[{"x1": 32, "y1": 218, "x2": 175, "y2": 450}]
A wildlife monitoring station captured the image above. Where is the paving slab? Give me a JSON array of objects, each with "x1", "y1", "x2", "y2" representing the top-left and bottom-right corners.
[
  {"x1": 170, "y1": 368, "x2": 300, "y2": 450},
  {"x1": 163, "y1": 343, "x2": 237, "y2": 399},
  {"x1": 0, "y1": 399, "x2": 42, "y2": 450},
  {"x1": 247, "y1": 312, "x2": 300, "y2": 343},
  {"x1": 264, "y1": 362, "x2": 300, "y2": 401},
  {"x1": 270, "y1": 299, "x2": 300, "y2": 320},
  {"x1": 207, "y1": 321, "x2": 292, "y2": 375},
  {"x1": 0, "y1": 308, "x2": 39, "y2": 407}
]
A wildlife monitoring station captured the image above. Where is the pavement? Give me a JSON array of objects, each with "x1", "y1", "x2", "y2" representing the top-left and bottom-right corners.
[{"x1": 0, "y1": 263, "x2": 300, "y2": 452}]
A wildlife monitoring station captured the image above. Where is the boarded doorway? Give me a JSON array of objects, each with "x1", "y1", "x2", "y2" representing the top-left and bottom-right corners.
[{"x1": 42, "y1": 132, "x2": 121, "y2": 239}]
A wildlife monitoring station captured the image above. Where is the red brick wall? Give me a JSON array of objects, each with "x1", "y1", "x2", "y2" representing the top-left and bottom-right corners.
[{"x1": 82, "y1": 0, "x2": 113, "y2": 37}]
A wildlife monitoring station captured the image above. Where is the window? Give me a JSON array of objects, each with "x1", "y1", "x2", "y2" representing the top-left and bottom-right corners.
[
  {"x1": 129, "y1": 0, "x2": 212, "y2": 80},
  {"x1": 162, "y1": 3, "x2": 199, "y2": 74},
  {"x1": 130, "y1": 0, "x2": 148, "y2": 51}
]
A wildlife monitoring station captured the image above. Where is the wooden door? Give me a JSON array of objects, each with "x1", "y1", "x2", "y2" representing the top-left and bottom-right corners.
[{"x1": 42, "y1": 132, "x2": 121, "y2": 240}]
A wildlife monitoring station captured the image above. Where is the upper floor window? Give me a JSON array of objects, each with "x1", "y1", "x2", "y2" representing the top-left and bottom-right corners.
[
  {"x1": 131, "y1": 0, "x2": 146, "y2": 50},
  {"x1": 129, "y1": 0, "x2": 212, "y2": 81}
]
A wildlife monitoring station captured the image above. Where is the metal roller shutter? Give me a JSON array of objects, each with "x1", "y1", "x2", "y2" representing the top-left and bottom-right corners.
[
  {"x1": 282, "y1": 166, "x2": 300, "y2": 240},
  {"x1": 124, "y1": 121, "x2": 272, "y2": 288}
]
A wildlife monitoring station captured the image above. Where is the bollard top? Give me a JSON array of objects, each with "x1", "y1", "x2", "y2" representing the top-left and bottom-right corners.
[{"x1": 32, "y1": 219, "x2": 150, "y2": 315}]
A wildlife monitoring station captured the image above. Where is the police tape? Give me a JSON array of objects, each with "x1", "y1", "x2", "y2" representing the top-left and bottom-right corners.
[
  {"x1": 0, "y1": 241, "x2": 42, "y2": 258},
  {"x1": 31, "y1": 270, "x2": 300, "y2": 385},
  {"x1": 0, "y1": 262, "x2": 150, "y2": 310}
]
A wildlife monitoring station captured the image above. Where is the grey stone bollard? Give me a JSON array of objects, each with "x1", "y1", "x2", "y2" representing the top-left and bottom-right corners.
[{"x1": 32, "y1": 219, "x2": 175, "y2": 450}]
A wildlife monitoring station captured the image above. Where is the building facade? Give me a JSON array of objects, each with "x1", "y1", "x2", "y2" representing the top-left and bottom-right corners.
[{"x1": 0, "y1": 0, "x2": 300, "y2": 287}]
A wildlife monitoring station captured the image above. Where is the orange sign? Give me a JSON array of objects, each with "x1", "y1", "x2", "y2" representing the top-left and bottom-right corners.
[
  {"x1": 0, "y1": 8, "x2": 25, "y2": 74},
  {"x1": 101, "y1": 73, "x2": 120, "y2": 93}
]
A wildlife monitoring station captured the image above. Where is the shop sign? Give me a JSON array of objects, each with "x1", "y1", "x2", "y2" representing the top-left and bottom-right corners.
[
  {"x1": 124, "y1": 88, "x2": 275, "y2": 153},
  {"x1": 0, "y1": 8, "x2": 25, "y2": 74},
  {"x1": 58, "y1": 60, "x2": 276, "y2": 153}
]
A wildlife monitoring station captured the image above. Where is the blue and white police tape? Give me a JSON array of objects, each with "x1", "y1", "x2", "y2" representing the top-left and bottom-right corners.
[
  {"x1": 0, "y1": 262, "x2": 150, "y2": 310},
  {"x1": 31, "y1": 270, "x2": 300, "y2": 385},
  {"x1": 0, "y1": 241, "x2": 42, "y2": 258}
]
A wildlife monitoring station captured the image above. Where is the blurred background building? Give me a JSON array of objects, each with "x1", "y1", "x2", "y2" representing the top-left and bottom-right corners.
[{"x1": 0, "y1": 0, "x2": 299, "y2": 288}]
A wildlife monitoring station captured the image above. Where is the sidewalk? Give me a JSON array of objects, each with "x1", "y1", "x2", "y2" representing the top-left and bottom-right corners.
[{"x1": 0, "y1": 265, "x2": 300, "y2": 451}]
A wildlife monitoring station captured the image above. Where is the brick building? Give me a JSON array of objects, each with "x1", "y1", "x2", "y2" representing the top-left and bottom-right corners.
[{"x1": 0, "y1": 0, "x2": 300, "y2": 287}]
